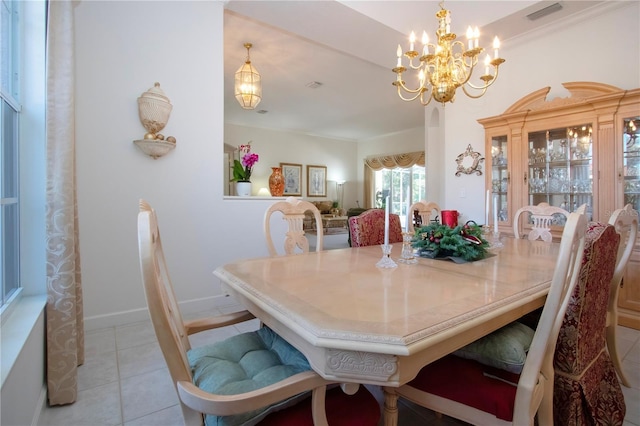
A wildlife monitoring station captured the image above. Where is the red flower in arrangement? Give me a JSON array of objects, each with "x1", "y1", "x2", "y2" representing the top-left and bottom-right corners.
[{"x1": 231, "y1": 142, "x2": 259, "y2": 182}]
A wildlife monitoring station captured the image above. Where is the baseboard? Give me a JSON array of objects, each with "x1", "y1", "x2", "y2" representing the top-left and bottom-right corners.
[
  {"x1": 33, "y1": 383, "x2": 47, "y2": 426},
  {"x1": 83, "y1": 294, "x2": 234, "y2": 331}
]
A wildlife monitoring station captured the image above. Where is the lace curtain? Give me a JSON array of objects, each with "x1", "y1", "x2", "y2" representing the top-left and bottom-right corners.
[
  {"x1": 363, "y1": 151, "x2": 425, "y2": 208},
  {"x1": 46, "y1": 0, "x2": 84, "y2": 405}
]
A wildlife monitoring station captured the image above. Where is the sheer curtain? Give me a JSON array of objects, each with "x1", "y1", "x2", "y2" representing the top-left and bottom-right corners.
[
  {"x1": 45, "y1": 0, "x2": 84, "y2": 405},
  {"x1": 363, "y1": 151, "x2": 425, "y2": 208}
]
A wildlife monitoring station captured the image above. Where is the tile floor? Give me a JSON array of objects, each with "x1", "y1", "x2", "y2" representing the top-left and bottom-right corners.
[{"x1": 39, "y1": 304, "x2": 640, "y2": 426}]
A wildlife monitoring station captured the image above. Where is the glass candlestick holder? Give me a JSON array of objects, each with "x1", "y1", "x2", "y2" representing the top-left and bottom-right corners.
[
  {"x1": 398, "y1": 232, "x2": 418, "y2": 264},
  {"x1": 483, "y1": 228, "x2": 504, "y2": 252},
  {"x1": 376, "y1": 244, "x2": 397, "y2": 268}
]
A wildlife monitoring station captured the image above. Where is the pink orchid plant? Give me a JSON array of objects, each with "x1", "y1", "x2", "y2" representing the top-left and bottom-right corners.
[{"x1": 231, "y1": 142, "x2": 259, "y2": 182}]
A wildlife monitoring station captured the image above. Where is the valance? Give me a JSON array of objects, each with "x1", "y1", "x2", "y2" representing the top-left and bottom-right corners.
[{"x1": 365, "y1": 151, "x2": 424, "y2": 170}]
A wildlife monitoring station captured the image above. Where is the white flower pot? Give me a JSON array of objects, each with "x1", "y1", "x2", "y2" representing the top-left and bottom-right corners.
[{"x1": 236, "y1": 181, "x2": 252, "y2": 196}]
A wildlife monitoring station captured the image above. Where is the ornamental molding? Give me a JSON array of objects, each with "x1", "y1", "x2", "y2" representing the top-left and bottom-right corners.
[{"x1": 326, "y1": 350, "x2": 397, "y2": 380}]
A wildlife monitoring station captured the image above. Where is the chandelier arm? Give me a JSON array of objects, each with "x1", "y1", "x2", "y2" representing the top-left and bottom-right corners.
[
  {"x1": 460, "y1": 84, "x2": 489, "y2": 99},
  {"x1": 419, "y1": 85, "x2": 435, "y2": 106},
  {"x1": 419, "y1": 94, "x2": 434, "y2": 106},
  {"x1": 451, "y1": 59, "x2": 473, "y2": 86},
  {"x1": 395, "y1": 78, "x2": 427, "y2": 96},
  {"x1": 407, "y1": 58, "x2": 424, "y2": 71},
  {"x1": 396, "y1": 84, "x2": 427, "y2": 102},
  {"x1": 463, "y1": 65, "x2": 501, "y2": 91}
]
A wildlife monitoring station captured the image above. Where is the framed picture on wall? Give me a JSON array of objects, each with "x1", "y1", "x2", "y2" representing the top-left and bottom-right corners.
[
  {"x1": 280, "y1": 163, "x2": 302, "y2": 196},
  {"x1": 307, "y1": 165, "x2": 327, "y2": 197}
]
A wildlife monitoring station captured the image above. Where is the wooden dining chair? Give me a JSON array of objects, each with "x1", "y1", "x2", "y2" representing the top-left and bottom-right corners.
[
  {"x1": 348, "y1": 208, "x2": 404, "y2": 247},
  {"x1": 394, "y1": 210, "x2": 588, "y2": 426},
  {"x1": 606, "y1": 204, "x2": 639, "y2": 387},
  {"x1": 513, "y1": 202, "x2": 571, "y2": 242},
  {"x1": 553, "y1": 221, "x2": 626, "y2": 424},
  {"x1": 408, "y1": 201, "x2": 441, "y2": 232},
  {"x1": 137, "y1": 200, "x2": 381, "y2": 426},
  {"x1": 264, "y1": 197, "x2": 324, "y2": 256}
]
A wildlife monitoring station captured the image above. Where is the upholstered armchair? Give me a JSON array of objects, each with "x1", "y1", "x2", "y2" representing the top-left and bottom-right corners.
[
  {"x1": 553, "y1": 222, "x2": 626, "y2": 425},
  {"x1": 348, "y1": 208, "x2": 403, "y2": 247}
]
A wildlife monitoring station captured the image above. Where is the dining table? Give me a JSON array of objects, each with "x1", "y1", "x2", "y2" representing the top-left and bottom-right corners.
[{"x1": 213, "y1": 237, "x2": 561, "y2": 425}]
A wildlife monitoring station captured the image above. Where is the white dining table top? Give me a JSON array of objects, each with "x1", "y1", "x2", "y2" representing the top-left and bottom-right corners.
[{"x1": 214, "y1": 237, "x2": 559, "y2": 360}]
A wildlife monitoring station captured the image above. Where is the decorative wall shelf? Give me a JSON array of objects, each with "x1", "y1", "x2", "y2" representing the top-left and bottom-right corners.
[{"x1": 133, "y1": 139, "x2": 175, "y2": 159}]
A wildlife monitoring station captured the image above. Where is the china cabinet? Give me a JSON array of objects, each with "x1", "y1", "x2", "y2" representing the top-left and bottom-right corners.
[{"x1": 479, "y1": 82, "x2": 640, "y2": 329}]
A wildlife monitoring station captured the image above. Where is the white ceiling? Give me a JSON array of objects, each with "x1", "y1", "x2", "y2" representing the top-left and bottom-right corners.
[{"x1": 224, "y1": 1, "x2": 604, "y2": 141}]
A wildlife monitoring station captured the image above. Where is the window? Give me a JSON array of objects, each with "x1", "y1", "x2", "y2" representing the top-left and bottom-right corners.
[
  {"x1": 373, "y1": 165, "x2": 425, "y2": 229},
  {"x1": 1, "y1": 0, "x2": 21, "y2": 311}
]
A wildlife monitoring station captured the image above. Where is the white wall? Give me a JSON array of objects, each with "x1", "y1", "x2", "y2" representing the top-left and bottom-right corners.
[
  {"x1": 74, "y1": 1, "x2": 640, "y2": 329},
  {"x1": 438, "y1": 2, "x2": 640, "y2": 225},
  {"x1": 74, "y1": 1, "x2": 232, "y2": 328}
]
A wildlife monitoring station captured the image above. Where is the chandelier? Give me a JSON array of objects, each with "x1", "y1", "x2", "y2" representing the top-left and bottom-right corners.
[
  {"x1": 392, "y1": 2, "x2": 505, "y2": 106},
  {"x1": 235, "y1": 43, "x2": 262, "y2": 110}
]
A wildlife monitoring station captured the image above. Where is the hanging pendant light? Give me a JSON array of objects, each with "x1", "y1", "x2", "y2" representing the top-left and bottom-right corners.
[{"x1": 235, "y1": 43, "x2": 262, "y2": 110}]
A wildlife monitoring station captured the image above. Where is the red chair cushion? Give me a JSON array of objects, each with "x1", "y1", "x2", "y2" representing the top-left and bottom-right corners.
[
  {"x1": 408, "y1": 354, "x2": 520, "y2": 422},
  {"x1": 259, "y1": 385, "x2": 381, "y2": 425}
]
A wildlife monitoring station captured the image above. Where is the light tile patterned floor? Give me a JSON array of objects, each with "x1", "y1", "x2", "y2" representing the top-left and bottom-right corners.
[{"x1": 39, "y1": 306, "x2": 640, "y2": 426}]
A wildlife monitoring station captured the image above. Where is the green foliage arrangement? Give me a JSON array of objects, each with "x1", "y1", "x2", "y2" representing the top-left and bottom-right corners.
[{"x1": 412, "y1": 221, "x2": 489, "y2": 262}]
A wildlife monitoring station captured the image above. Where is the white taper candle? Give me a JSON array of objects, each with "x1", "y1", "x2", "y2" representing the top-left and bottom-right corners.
[
  {"x1": 493, "y1": 194, "x2": 499, "y2": 234},
  {"x1": 406, "y1": 194, "x2": 412, "y2": 233},
  {"x1": 485, "y1": 189, "x2": 490, "y2": 226},
  {"x1": 384, "y1": 196, "x2": 390, "y2": 246}
]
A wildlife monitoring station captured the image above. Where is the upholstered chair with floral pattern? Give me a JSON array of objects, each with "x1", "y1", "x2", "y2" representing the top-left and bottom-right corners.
[
  {"x1": 348, "y1": 209, "x2": 404, "y2": 247},
  {"x1": 553, "y1": 222, "x2": 626, "y2": 425}
]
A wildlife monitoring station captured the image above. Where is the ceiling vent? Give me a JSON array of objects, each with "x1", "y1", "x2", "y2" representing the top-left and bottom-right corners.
[
  {"x1": 305, "y1": 81, "x2": 323, "y2": 89},
  {"x1": 256, "y1": 109, "x2": 268, "y2": 114},
  {"x1": 526, "y1": 2, "x2": 563, "y2": 21}
]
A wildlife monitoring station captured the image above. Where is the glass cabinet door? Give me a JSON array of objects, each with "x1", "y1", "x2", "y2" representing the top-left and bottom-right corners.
[
  {"x1": 623, "y1": 116, "x2": 640, "y2": 211},
  {"x1": 527, "y1": 124, "x2": 593, "y2": 223},
  {"x1": 490, "y1": 135, "x2": 509, "y2": 222}
]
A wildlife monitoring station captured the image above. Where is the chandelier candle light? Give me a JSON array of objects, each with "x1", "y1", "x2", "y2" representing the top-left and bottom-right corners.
[{"x1": 392, "y1": 2, "x2": 505, "y2": 106}]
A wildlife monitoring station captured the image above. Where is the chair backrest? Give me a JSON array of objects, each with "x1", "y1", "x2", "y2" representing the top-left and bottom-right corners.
[
  {"x1": 137, "y1": 199, "x2": 201, "y2": 425},
  {"x1": 513, "y1": 202, "x2": 571, "y2": 242},
  {"x1": 264, "y1": 196, "x2": 323, "y2": 256},
  {"x1": 348, "y1": 208, "x2": 404, "y2": 247},
  {"x1": 608, "y1": 204, "x2": 639, "y2": 316},
  {"x1": 408, "y1": 201, "x2": 441, "y2": 232},
  {"x1": 551, "y1": 222, "x2": 624, "y2": 425},
  {"x1": 511, "y1": 211, "x2": 587, "y2": 425},
  {"x1": 554, "y1": 222, "x2": 620, "y2": 373}
]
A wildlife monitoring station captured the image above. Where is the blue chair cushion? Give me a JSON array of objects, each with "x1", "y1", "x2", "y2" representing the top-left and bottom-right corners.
[{"x1": 187, "y1": 326, "x2": 312, "y2": 426}]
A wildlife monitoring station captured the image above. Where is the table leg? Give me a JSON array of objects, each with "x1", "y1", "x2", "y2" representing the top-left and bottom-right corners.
[{"x1": 382, "y1": 386, "x2": 399, "y2": 426}]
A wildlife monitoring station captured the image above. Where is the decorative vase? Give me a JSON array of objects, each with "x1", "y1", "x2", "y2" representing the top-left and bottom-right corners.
[
  {"x1": 268, "y1": 167, "x2": 285, "y2": 196},
  {"x1": 137, "y1": 82, "x2": 172, "y2": 135},
  {"x1": 236, "y1": 181, "x2": 251, "y2": 197}
]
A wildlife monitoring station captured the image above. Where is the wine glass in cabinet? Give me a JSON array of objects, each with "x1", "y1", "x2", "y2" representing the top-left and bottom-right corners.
[
  {"x1": 527, "y1": 125, "x2": 593, "y2": 225},
  {"x1": 490, "y1": 135, "x2": 509, "y2": 227},
  {"x1": 623, "y1": 116, "x2": 640, "y2": 212}
]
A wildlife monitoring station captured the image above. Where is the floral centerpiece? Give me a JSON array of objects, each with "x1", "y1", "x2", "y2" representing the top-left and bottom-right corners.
[
  {"x1": 230, "y1": 142, "x2": 259, "y2": 182},
  {"x1": 411, "y1": 221, "x2": 489, "y2": 262}
]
